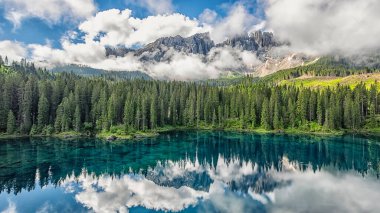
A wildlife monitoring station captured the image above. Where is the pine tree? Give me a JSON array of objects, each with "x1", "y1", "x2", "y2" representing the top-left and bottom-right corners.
[
  {"x1": 261, "y1": 98, "x2": 271, "y2": 130},
  {"x1": 368, "y1": 103, "x2": 377, "y2": 128},
  {"x1": 150, "y1": 96, "x2": 158, "y2": 129},
  {"x1": 37, "y1": 94, "x2": 49, "y2": 130},
  {"x1": 287, "y1": 99, "x2": 296, "y2": 128},
  {"x1": 343, "y1": 95, "x2": 352, "y2": 129},
  {"x1": 6, "y1": 110, "x2": 16, "y2": 134},
  {"x1": 0, "y1": 90, "x2": 5, "y2": 131},
  {"x1": 20, "y1": 80, "x2": 33, "y2": 134},
  {"x1": 74, "y1": 105, "x2": 81, "y2": 132},
  {"x1": 317, "y1": 93, "x2": 324, "y2": 126},
  {"x1": 54, "y1": 104, "x2": 64, "y2": 132},
  {"x1": 273, "y1": 103, "x2": 282, "y2": 130},
  {"x1": 123, "y1": 100, "x2": 134, "y2": 132}
]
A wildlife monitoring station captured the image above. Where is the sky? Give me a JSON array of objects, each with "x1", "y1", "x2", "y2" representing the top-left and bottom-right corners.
[
  {"x1": 0, "y1": 0, "x2": 379, "y2": 80},
  {"x1": 0, "y1": 0, "x2": 262, "y2": 48}
]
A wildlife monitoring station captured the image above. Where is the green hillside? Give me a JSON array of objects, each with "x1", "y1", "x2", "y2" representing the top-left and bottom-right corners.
[
  {"x1": 279, "y1": 73, "x2": 380, "y2": 89},
  {"x1": 261, "y1": 56, "x2": 380, "y2": 88}
]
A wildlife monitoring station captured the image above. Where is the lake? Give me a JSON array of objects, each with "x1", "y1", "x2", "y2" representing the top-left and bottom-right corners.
[{"x1": 0, "y1": 131, "x2": 379, "y2": 213}]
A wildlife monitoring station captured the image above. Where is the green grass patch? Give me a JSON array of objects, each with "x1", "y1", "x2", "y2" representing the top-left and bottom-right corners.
[{"x1": 280, "y1": 73, "x2": 380, "y2": 90}]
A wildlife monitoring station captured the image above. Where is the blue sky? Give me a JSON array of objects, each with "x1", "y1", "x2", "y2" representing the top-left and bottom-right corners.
[{"x1": 0, "y1": 0, "x2": 262, "y2": 48}]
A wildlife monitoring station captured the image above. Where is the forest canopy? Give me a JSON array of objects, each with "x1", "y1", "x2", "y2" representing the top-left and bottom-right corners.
[{"x1": 0, "y1": 56, "x2": 379, "y2": 136}]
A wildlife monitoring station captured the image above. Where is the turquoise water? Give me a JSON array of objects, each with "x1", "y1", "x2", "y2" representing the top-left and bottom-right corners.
[{"x1": 0, "y1": 131, "x2": 380, "y2": 213}]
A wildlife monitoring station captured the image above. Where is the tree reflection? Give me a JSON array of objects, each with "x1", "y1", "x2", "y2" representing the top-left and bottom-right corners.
[{"x1": 0, "y1": 131, "x2": 379, "y2": 195}]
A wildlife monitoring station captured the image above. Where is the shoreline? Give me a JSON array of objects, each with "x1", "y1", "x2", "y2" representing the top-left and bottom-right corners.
[{"x1": 1, "y1": 126, "x2": 380, "y2": 140}]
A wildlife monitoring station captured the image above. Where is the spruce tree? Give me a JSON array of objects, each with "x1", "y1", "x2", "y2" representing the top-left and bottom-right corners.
[
  {"x1": 261, "y1": 98, "x2": 271, "y2": 130},
  {"x1": 37, "y1": 94, "x2": 49, "y2": 130},
  {"x1": 74, "y1": 105, "x2": 81, "y2": 132},
  {"x1": 6, "y1": 110, "x2": 16, "y2": 134}
]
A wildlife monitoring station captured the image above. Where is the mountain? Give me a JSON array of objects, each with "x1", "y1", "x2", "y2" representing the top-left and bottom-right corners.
[
  {"x1": 217, "y1": 31, "x2": 277, "y2": 53},
  {"x1": 106, "y1": 30, "x2": 279, "y2": 61},
  {"x1": 51, "y1": 64, "x2": 152, "y2": 80},
  {"x1": 74, "y1": 31, "x2": 380, "y2": 79},
  {"x1": 136, "y1": 32, "x2": 215, "y2": 61}
]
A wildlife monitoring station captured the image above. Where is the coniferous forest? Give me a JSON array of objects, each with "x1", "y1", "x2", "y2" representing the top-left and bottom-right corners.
[{"x1": 0, "y1": 57, "x2": 379, "y2": 137}]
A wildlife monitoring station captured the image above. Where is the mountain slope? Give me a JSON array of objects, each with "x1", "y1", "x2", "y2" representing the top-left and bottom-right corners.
[
  {"x1": 260, "y1": 56, "x2": 380, "y2": 88},
  {"x1": 52, "y1": 64, "x2": 151, "y2": 80}
]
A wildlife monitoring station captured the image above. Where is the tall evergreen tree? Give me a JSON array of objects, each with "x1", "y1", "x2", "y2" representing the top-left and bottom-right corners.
[
  {"x1": 261, "y1": 98, "x2": 271, "y2": 130},
  {"x1": 37, "y1": 94, "x2": 49, "y2": 130},
  {"x1": 6, "y1": 110, "x2": 16, "y2": 134}
]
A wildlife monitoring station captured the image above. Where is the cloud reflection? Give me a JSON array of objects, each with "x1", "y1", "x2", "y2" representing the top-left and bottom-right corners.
[
  {"x1": 60, "y1": 155, "x2": 278, "y2": 212},
  {"x1": 56, "y1": 155, "x2": 380, "y2": 213}
]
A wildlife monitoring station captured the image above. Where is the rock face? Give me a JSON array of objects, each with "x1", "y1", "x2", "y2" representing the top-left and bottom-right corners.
[
  {"x1": 138, "y1": 33, "x2": 214, "y2": 55},
  {"x1": 135, "y1": 33, "x2": 215, "y2": 61},
  {"x1": 254, "y1": 53, "x2": 312, "y2": 77},
  {"x1": 105, "y1": 46, "x2": 133, "y2": 57},
  {"x1": 106, "y1": 30, "x2": 278, "y2": 61},
  {"x1": 218, "y1": 31, "x2": 276, "y2": 52}
]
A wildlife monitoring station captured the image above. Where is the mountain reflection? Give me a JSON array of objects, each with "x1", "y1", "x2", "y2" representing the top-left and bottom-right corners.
[{"x1": 0, "y1": 131, "x2": 380, "y2": 212}]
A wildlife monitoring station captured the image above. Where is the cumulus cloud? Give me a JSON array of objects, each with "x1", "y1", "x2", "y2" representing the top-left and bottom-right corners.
[
  {"x1": 127, "y1": 0, "x2": 174, "y2": 15},
  {"x1": 146, "y1": 52, "x2": 217, "y2": 81},
  {"x1": 0, "y1": 0, "x2": 97, "y2": 28},
  {"x1": 76, "y1": 9, "x2": 206, "y2": 48},
  {"x1": 199, "y1": 9, "x2": 218, "y2": 25},
  {"x1": 0, "y1": 40, "x2": 28, "y2": 62},
  {"x1": 265, "y1": 0, "x2": 380, "y2": 55},
  {"x1": 210, "y1": 4, "x2": 262, "y2": 43}
]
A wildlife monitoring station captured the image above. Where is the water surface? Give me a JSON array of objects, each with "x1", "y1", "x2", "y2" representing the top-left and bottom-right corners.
[{"x1": 0, "y1": 131, "x2": 380, "y2": 213}]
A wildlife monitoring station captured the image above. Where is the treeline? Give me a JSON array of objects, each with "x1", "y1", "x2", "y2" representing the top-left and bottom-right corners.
[{"x1": 0, "y1": 60, "x2": 379, "y2": 135}]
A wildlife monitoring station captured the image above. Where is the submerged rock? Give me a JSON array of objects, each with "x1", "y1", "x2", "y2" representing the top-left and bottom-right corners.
[{"x1": 107, "y1": 135, "x2": 118, "y2": 141}]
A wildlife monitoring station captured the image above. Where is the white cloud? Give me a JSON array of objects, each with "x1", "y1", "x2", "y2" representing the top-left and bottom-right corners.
[
  {"x1": 127, "y1": 13, "x2": 206, "y2": 47},
  {"x1": 128, "y1": 0, "x2": 174, "y2": 15},
  {"x1": 210, "y1": 4, "x2": 261, "y2": 43},
  {"x1": 144, "y1": 46, "x2": 261, "y2": 81},
  {"x1": 199, "y1": 9, "x2": 218, "y2": 25},
  {"x1": 79, "y1": 9, "x2": 134, "y2": 47},
  {"x1": 73, "y1": 173, "x2": 208, "y2": 213},
  {"x1": 1, "y1": 199, "x2": 17, "y2": 213},
  {"x1": 60, "y1": 156, "x2": 273, "y2": 212},
  {"x1": 0, "y1": 40, "x2": 28, "y2": 62},
  {"x1": 265, "y1": 0, "x2": 380, "y2": 55},
  {"x1": 271, "y1": 169, "x2": 380, "y2": 213},
  {"x1": 146, "y1": 52, "x2": 218, "y2": 81},
  {"x1": 0, "y1": 0, "x2": 96, "y2": 28},
  {"x1": 76, "y1": 9, "x2": 206, "y2": 48},
  {"x1": 207, "y1": 47, "x2": 262, "y2": 71}
]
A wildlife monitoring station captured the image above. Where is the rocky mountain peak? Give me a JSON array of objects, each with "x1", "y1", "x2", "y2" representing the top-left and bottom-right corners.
[
  {"x1": 251, "y1": 31, "x2": 275, "y2": 48},
  {"x1": 218, "y1": 30, "x2": 277, "y2": 52}
]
